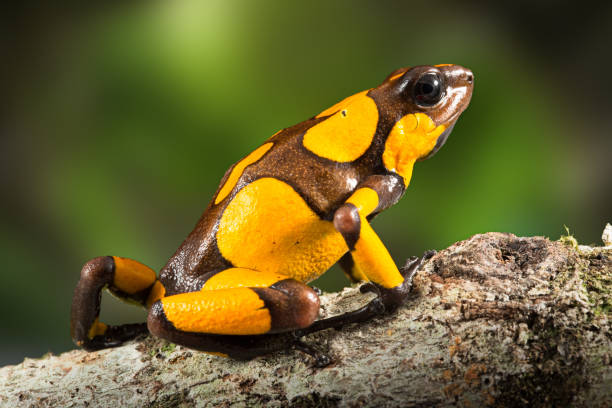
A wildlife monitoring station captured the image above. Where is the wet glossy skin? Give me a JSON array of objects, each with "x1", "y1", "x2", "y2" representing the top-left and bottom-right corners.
[{"x1": 71, "y1": 65, "x2": 474, "y2": 360}]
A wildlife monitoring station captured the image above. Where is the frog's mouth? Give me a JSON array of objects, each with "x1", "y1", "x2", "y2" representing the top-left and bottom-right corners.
[{"x1": 418, "y1": 123, "x2": 455, "y2": 161}]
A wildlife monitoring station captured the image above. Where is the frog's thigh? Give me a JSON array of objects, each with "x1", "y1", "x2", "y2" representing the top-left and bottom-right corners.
[
  {"x1": 216, "y1": 177, "x2": 347, "y2": 283},
  {"x1": 148, "y1": 269, "x2": 319, "y2": 344}
]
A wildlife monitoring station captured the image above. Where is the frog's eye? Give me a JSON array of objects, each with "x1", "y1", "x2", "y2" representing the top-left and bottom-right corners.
[{"x1": 412, "y1": 73, "x2": 444, "y2": 107}]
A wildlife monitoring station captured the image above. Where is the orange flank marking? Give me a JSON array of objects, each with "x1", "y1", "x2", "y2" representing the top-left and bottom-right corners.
[
  {"x1": 347, "y1": 187, "x2": 379, "y2": 216},
  {"x1": 351, "y1": 214, "x2": 404, "y2": 289},
  {"x1": 217, "y1": 178, "x2": 348, "y2": 283},
  {"x1": 382, "y1": 113, "x2": 445, "y2": 186},
  {"x1": 203, "y1": 268, "x2": 288, "y2": 291},
  {"x1": 146, "y1": 280, "x2": 166, "y2": 309},
  {"x1": 87, "y1": 317, "x2": 108, "y2": 339},
  {"x1": 435, "y1": 64, "x2": 453, "y2": 67},
  {"x1": 304, "y1": 90, "x2": 378, "y2": 162},
  {"x1": 215, "y1": 143, "x2": 274, "y2": 205},
  {"x1": 161, "y1": 288, "x2": 271, "y2": 335},
  {"x1": 112, "y1": 257, "x2": 157, "y2": 295}
]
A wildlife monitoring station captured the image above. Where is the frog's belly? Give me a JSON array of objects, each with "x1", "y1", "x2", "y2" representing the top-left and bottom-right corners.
[{"x1": 216, "y1": 177, "x2": 348, "y2": 283}]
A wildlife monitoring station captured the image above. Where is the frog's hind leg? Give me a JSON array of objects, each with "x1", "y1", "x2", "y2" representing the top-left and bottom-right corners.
[
  {"x1": 71, "y1": 256, "x2": 163, "y2": 350},
  {"x1": 147, "y1": 268, "x2": 320, "y2": 359}
]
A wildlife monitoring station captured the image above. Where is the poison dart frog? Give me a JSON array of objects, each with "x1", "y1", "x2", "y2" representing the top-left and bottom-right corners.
[{"x1": 71, "y1": 64, "x2": 473, "y2": 364}]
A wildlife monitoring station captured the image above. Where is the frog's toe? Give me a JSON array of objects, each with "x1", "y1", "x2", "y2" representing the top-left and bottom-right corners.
[
  {"x1": 422, "y1": 249, "x2": 437, "y2": 261},
  {"x1": 400, "y1": 250, "x2": 437, "y2": 282}
]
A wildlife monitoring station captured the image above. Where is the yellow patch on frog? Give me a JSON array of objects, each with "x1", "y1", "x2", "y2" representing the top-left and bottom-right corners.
[
  {"x1": 382, "y1": 113, "x2": 446, "y2": 186},
  {"x1": 215, "y1": 143, "x2": 274, "y2": 205},
  {"x1": 87, "y1": 317, "x2": 108, "y2": 339},
  {"x1": 202, "y1": 268, "x2": 288, "y2": 291},
  {"x1": 112, "y1": 256, "x2": 157, "y2": 295},
  {"x1": 435, "y1": 64, "x2": 453, "y2": 67},
  {"x1": 161, "y1": 287, "x2": 271, "y2": 335},
  {"x1": 304, "y1": 90, "x2": 378, "y2": 162},
  {"x1": 346, "y1": 187, "x2": 379, "y2": 216},
  {"x1": 216, "y1": 178, "x2": 348, "y2": 283}
]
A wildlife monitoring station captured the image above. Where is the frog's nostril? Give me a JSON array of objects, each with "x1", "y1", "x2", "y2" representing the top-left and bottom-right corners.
[{"x1": 466, "y1": 72, "x2": 473, "y2": 84}]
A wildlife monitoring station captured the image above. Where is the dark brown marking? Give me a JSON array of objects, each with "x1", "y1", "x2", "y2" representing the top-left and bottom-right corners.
[
  {"x1": 338, "y1": 253, "x2": 360, "y2": 283},
  {"x1": 333, "y1": 203, "x2": 361, "y2": 250}
]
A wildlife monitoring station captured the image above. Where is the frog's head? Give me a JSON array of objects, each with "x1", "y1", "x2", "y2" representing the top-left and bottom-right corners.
[
  {"x1": 302, "y1": 64, "x2": 472, "y2": 184},
  {"x1": 373, "y1": 64, "x2": 473, "y2": 166}
]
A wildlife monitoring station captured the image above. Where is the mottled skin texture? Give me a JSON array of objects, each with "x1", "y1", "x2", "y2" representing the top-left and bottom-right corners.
[{"x1": 71, "y1": 64, "x2": 474, "y2": 359}]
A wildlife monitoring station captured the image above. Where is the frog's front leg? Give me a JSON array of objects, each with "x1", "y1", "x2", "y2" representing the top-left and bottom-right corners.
[
  {"x1": 300, "y1": 175, "x2": 425, "y2": 333},
  {"x1": 337, "y1": 175, "x2": 432, "y2": 308}
]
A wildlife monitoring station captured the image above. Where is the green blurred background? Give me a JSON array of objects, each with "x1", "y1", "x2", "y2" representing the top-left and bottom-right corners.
[{"x1": 2, "y1": 1, "x2": 610, "y2": 366}]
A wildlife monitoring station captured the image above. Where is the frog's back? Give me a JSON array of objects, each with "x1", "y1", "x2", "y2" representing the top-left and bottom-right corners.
[{"x1": 159, "y1": 117, "x2": 383, "y2": 295}]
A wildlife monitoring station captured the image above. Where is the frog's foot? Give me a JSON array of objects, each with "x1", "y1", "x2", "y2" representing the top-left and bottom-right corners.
[
  {"x1": 71, "y1": 256, "x2": 161, "y2": 351},
  {"x1": 296, "y1": 250, "x2": 435, "y2": 336},
  {"x1": 83, "y1": 323, "x2": 149, "y2": 351},
  {"x1": 360, "y1": 249, "x2": 436, "y2": 307}
]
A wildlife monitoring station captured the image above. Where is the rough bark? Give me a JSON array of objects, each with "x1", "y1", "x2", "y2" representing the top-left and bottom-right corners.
[{"x1": 1, "y1": 230, "x2": 611, "y2": 407}]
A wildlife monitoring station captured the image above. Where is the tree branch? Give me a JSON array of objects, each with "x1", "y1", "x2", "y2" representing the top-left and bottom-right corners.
[{"x1": 1, "y1": 229, "x2": 611, "y2": 407}]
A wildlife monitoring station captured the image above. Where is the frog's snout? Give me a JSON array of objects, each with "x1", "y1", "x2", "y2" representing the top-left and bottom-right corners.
[
  {"x1": 465, "y1": 70, "x2": 474, "y2": 85},
  {"x1": 443, "y1": 65, "x2": 474, "y2": 88}
]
